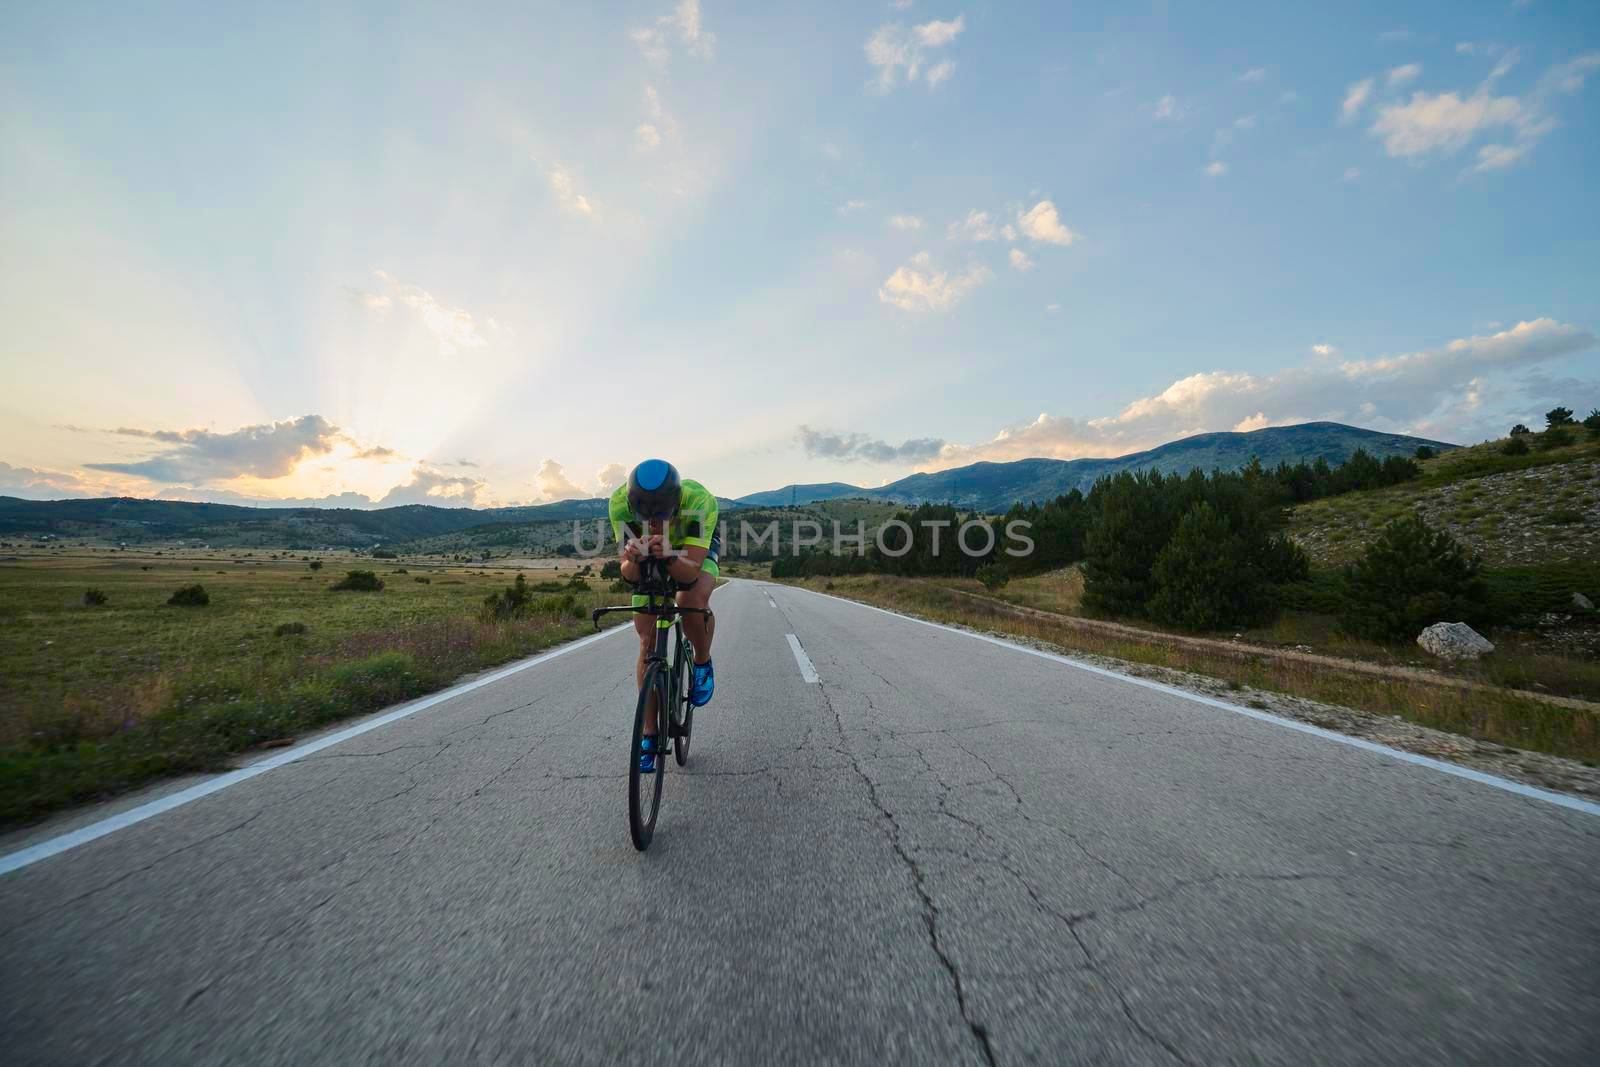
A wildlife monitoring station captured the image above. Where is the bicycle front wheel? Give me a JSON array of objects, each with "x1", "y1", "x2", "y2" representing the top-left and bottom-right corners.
[{"x1": 628, "y1": 663, "x2": 668, "y2": 851}]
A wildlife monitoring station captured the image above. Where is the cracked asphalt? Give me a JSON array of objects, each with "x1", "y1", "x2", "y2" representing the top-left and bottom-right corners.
[{"x1": 2, "y1": 578, "x2": 1598, "y2": 1064}]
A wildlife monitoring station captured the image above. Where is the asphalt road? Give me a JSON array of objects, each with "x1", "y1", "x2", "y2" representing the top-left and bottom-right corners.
[{"x1": 2, "y1": 579, "x2": 1598, "y2": 1065}]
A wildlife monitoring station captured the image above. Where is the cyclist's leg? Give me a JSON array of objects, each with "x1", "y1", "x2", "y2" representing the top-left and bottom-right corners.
[
  {"x1": 633, "y1": 613, "x2": 658, "y2": 735},
  {"x1": 677, "y1": 570, "x2": 715, "y2": 665}
]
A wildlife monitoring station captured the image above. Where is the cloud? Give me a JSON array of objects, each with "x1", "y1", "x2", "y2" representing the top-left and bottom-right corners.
[
  {"x1": 914, "y1": 16, "x2": 964, "y2": 46},
  {"x1": 947, "y1": 209, "x2": 997, "y2": 241},
  {"x1": 635, "y1": 123, "x2": 662, "y2": 150},
  {"x1": 1387, "y1": 63, "x2": 1422, "y2": 87},
  {"x1": 354, "y1": 445, "x2": 398, "y2": 460},
  {"x1": 1204, "y1": 161, "x2": 1228, "y2": 177},
  {"x1": 1312, "y1": 344, "x2": 1338, "y2": 357},
  {"x1": 1234, "y1": 114, "x2": 1257, "y2": 129},
  {"x1": 1153, "y1": 94, "x2": 1183, "y2": 120},
  {"x1": 1239, "y1": 68, "x2": 1267, "y2": 83},
  {"x1": 377, "y1": 467, "x2": 486, "y2": 507},
  {"x1": 370, "y1": 270, "x2": 495, "y2": 354},
  {"x1": 1340, "y1": 78, "x2": 1374, "y2": 123},
  {"x1": 546, "y1": 164, "x2": 596, "y2": 216},
  {"x1": 1378, "y1": 29, "x2": 1413, "y2": 43},
  {"x1": 887, "y1": 214, "x2": 924, "y2": 230},
  {"x1": 1473, "y1": 141, "x2": 1535, "y2": 172},
  {"x1": 839, "y1": 199, "x2": 869, "y2": 213},
  {"x1": 796, "y1": 426, "x2": 946, "y2": 464},
  {"x1": 1009, "y1": 248, "x2": 1034, "y2": 271},
  {"x1": 85, "y1": 415, "x2": 351, "y2": 484},
  {"x1": 0, "y1": 461, "x2": 100, "y2": 500},
  {"x1": 865, "y1": 15, "x2": 964, "y2": 91},
  {"x1": 1370, "y1": 87, "x2": 1523, "y2": 157},
  {"x1": 631, "y1": 0, "x2": 715, "y2": 67},
  {"x1": 1016, "y1": 200, "x2": 1076, "y2": 245},
  {"x1": 925, "y1": 60, "x2": 956, "y2": 88},
  {"x1": 915, "y1": 319, "x2": 1597, "y2": 469},
  {"x1": 595, "y1": 463, "x2": 628, "y2": 493},
  {"x1": 1342, "y1": 166, "x2": 1361, "y2": 182},
  {"x1": 533, "y1": 459, "x2": 591, "y2": 502},
  {"x1": 878, "y1": 252, "x2": 992, "y2": 312},
  {"x1": 1549, "y1": 51, "x2": 1600, "y2": 93},
  {"x1": 1367, "y1": 54, "x2": 1597, "y2": 171},
  {"x1": 342, "y1": 286, "x2": 391, "y2": 311},
  {"x1": 1045, "y1": 302, "x2": 1060, "y2": 314}
]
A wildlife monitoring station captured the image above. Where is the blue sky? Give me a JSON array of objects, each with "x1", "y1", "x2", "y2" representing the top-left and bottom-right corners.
[{"x1": 2, "y1": 1, "x2": 1597, "y2": 506}]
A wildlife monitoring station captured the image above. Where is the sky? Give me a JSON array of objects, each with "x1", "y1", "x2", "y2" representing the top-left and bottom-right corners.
[{"x1": 2, "y1": 1, "x2": 1597, "y2": 508}]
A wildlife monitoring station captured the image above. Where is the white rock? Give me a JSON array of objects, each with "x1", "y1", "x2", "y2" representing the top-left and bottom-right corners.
[
  {"x1": 1417, "y1": 622, "x2": 1495, "y2": 661},
  {"x1": 1574, "y1": 592, "x2": 1595, "y2": 611}
]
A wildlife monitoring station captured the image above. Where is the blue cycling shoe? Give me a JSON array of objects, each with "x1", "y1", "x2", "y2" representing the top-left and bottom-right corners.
[
  {"x1": 690, "y1": 660, "x2": 715, "y2": 707},
  {"x1": 638, "y1": 734, "x2": 657, "y2": 773}
]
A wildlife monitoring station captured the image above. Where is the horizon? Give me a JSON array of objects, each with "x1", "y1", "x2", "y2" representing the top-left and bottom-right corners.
[
  {"x1": 2, "y1": 418, "x2": 1456, "y2": 511},
  {"x1": 3, "y1": 3, "x2": 1597, "y2": 506}
]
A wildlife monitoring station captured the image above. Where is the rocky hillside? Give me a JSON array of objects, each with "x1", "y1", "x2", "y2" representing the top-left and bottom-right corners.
[{"x1": 1290, "y1": 432, "x2": 1599, "y2": 566}]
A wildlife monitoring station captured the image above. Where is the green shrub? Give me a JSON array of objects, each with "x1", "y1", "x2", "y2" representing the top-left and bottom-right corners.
[
  {"x1": 1149, "y1": 502, "x2": 1276, "y2": 631},
  {"x1": 1584, "y1": 409, "x2": 1600, "y2": 436},
  {"x1": 1537, "y1": 426, "x2": 1574, "y2": 451},
  {"x1": 274, "y1": 621, "x2": 308, "y2": 636},
  {"x1": 308, "y1": 561, "x2": 323, "y2": 571},
  {"x1": 1414, "y1": 445, "x2": 1436, "y2": 460},
  {"x1": 372, "y1": 549, "x2": 398, "y2": 559},
  {"x1": 609, "y1": 579, "x2": 630, "y2": 593},
  {"x1": 82, "y1": 588, "x2": 107, "y2": 606},
  {"x1": 601, "y1": 560, "x2": 623, "y2": 579},
  {"x1": 1502, "y1": 436, "x2": 1530, "y2": 456},
  {"x1": 1509, "y1": 423, "x2": 1531, "y2": 436},
  {"x1": 1545, "y1": 406, "x2": 1575, "y2": 428},
  {"x1": 975, "y1": 563, "x2": 1009, "y2": 590},
  {"x1": 167, "y1": 584, "x2": 210, "y2": 607},
  {"x1": 530, "y1": 580, "x2": 565, "y2": 593},
  {"x1": 1482, "y1": 561, "x2": 1600, "y2": 620},
  {"x1": 1548, "y1": 509, "x2": 1584, "y2": 525},
  {"x1": 414, "y1": 576, "x2": 431, "y2": 584},
  {"x1": 393, "y1": 567, "x2": 408, "y2": 574},
  {"x1": 330, "y1": 570, "x2": 384, "y2": 592},
  {"x1": 1341, "y1": 516, "x2": 1488, "y2": 641}
]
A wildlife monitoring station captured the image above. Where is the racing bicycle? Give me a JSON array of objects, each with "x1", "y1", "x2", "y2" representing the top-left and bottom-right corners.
[{"x1": 591, "y1": 556, "x2": 712, "y2": 851}]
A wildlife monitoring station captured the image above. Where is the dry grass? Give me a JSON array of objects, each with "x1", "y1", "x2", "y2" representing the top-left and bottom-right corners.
[{"x1": 0, "y1": 553, "x2": 625, "y2": 823}]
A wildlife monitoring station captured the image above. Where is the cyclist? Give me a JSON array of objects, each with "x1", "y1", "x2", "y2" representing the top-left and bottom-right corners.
[{"x1": 610, "y1": 459, "x2": 719, "y2": 771}]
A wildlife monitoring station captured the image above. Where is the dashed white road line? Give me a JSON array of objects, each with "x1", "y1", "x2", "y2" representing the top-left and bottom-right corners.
[{"x1": 785, "y1": 633, "x2": 820, "y2": 683}]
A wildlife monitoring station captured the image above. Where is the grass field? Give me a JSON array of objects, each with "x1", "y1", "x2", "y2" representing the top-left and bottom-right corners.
[{"x1": 0, "y1": 552, "x2": 633, "y2": 824}]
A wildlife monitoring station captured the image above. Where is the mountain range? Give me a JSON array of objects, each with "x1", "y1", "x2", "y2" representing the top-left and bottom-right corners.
[
  {"x1": 733, "y1": 422, "x2": 1453, "y2": 510},
  {"x1": 0, "y1": 422, "x2": 1451, "y2": 547}
]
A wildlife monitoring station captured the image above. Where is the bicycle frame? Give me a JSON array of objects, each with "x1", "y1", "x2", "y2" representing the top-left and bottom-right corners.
[{"x1": 591, "y1": 557, "x2": 712, "y2": 683}]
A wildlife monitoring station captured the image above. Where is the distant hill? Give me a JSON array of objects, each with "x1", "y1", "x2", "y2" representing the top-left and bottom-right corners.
[
  {"x1": 0, "y1": 422, "x2": 1454, "y2": 546},
  {"x1": 0, "y1": 495, "x2": 612, "y2": 549},
  {"x1": 739, "y1": 422, "x2": 1455, "y2": 511}
]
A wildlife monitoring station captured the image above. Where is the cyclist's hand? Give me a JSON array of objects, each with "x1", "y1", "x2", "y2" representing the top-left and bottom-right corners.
[
  {"x1": 646, "y1": 534, "x2": 667, "y2": 558},
  {"x1": 622, "y1": 538, "x2": 646, "y2": 563}
]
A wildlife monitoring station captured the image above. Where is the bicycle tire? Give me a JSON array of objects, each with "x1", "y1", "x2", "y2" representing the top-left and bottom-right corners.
[
  {"x1": 675, "y1": 635, "x2": 694, "y2": 767},
  {"x1": 628, "y1": 663, "x2": 668, "y2": 850}
]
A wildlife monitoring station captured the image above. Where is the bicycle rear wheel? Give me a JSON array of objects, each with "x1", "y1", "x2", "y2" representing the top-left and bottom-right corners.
[{"x1": 628, "y1": 664, "x2": 668, "y2": 850}]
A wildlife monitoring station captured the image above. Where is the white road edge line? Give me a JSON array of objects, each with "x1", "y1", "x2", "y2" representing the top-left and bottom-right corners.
[
  {"x1": 779, "y1": 583, "x2": 1600, "y2": 819},
  {"x1": 0, "y1": 624, "x2": 632, "y2": 877},
  {"x1": 786, "y1": 633, "x2": 821, "y2": 683}
]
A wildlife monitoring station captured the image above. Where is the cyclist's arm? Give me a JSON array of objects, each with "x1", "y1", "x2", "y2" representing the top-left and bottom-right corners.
[{"x1": 666, "y1": 544, "x2": 707, "y2": 585}]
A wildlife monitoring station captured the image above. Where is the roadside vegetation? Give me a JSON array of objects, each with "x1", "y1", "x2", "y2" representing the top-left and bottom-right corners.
[
  {"x1": 767, "y1": 413, "x2": 1599, "y2": 765},
  {"x1": 0, "y1": 556, "x2": 627, "y2": 824}
]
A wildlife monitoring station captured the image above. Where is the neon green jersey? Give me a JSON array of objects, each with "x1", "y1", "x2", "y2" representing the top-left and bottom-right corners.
[{"x1": 608, "y1": 477, "x2": 719, "y2": 551}]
